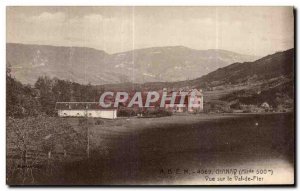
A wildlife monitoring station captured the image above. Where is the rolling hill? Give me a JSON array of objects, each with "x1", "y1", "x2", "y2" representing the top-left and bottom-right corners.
[
  {"x1": 96, "y1": 48, "x2": 294, "y2": 110},
  {"x1": 7, "y1": 43, "x2": 257, "y2": 85},
  {"x1": 7, "y1": 45, "x2": 294, "y2": 114}
]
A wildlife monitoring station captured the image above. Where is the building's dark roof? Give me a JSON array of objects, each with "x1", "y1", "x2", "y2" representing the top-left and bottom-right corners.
[{"x1": 55, "y1": 102, "x2": 116, "y2": 110}]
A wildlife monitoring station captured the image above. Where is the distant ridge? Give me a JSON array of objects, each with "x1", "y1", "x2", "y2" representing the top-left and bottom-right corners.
[{"x1": 6, "y1": 43, "x2": 258, "y2": 85}]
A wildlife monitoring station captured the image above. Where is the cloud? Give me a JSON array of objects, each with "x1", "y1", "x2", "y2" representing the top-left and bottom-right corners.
[
  {"x1": 68, "y1": 14, "x2": 117, "y2": 25},
  {"x1": 26, "y1": 12, "x2": 66, "y2": 23}
]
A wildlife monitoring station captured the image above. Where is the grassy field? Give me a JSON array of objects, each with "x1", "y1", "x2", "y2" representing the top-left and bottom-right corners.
[
  {"x1": 85, "y1": 113, "x2": 294, "y2": 184},
  {"x1": 7, "y1": 113, "x2": 294, "y2": 185}
]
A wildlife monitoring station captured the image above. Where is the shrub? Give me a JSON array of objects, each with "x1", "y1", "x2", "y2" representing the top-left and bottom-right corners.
[
  {"x1": 142, "y1": 108, "x2": 172, "y2": 118},
  {"x1": 95, "y1": 119, "x2": 104, "y2": 125},
  {"x1": 117, "y1": 108, "x2": 137, "y2": 117}
]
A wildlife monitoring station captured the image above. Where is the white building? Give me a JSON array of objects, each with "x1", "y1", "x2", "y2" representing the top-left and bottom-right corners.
[
  {"x1": 187, "y1": 89, "x2": 204, "y2": 113},
  {"x1": 55, "y1": 102, "x2": 117, "y2": 119},
  {"x1": 164, "y1": 88, "x2": 204, "y2": 113}
]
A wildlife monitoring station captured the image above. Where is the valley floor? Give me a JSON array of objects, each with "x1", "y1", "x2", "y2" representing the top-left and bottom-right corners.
[{"x1": 7, "y1": 113, "x2": 295, "y2": 185}]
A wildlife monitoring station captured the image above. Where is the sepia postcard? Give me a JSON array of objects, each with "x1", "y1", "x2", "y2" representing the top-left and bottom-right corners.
[{"x1": 6, "y1": 6, "x2": 295, "y2": 185}]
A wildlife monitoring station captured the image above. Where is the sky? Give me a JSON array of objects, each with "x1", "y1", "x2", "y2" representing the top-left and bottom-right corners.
[{"x1": 7, "y1": 6, "x2": 294, "y2": 56}]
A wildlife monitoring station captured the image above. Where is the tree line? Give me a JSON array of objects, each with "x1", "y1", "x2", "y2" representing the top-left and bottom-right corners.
[{"x1": 7, "y1": 66, "x2": 102, "y2": 118}]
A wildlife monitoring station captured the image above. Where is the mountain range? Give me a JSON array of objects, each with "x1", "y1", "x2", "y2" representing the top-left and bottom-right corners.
[
  {"x1": 6, "y1": 42, "x2": 294, "y2": 111},
  {"x1": 7, "y1": 43, "x2": 257, "y2": 85},
  {"x1": 96, "y1": 48, "x2": 294, "y2": 110}
]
